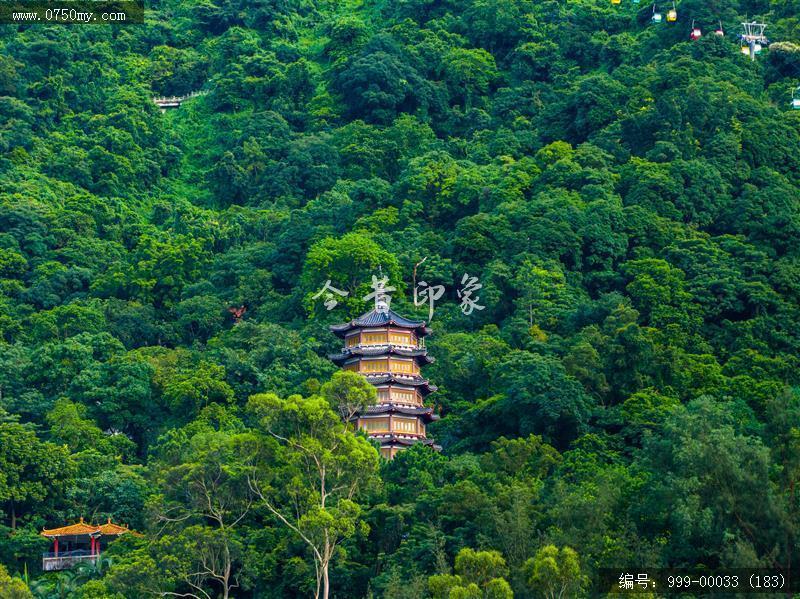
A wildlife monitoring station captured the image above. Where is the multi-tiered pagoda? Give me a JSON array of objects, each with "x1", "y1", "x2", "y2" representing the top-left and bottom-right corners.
[{"x1": 329, "y1": 301, "x2": 441, "y2": 459}]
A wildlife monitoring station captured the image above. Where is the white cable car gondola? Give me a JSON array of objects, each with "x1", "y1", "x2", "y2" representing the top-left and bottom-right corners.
[
  {"x1": 652, "y1": 4, "x2": 663, "y2": 23},
  {"x1": 793, "y1": 87, "x2": 800, "y2": 110}
]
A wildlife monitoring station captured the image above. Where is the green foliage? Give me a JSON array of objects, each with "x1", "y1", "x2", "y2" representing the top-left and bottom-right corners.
[
  {"x1": 3, "y1": 0, "x2": 800, "y2": 595},
  {"x1": 522, "y1": 545, "x2": 586, "y2": 599},
  {"x1": 0, "y1": 564, "x2": 32, "y2": 599},
  {"x1": 248, "y1": 390, "x2": 379, "y2": 598},
  {"x1": 321, "y1": 369, "x2": 377, "y2": 422},
  {"x1": 429, "y1": 548, "x2": 513, "y2": 599}
]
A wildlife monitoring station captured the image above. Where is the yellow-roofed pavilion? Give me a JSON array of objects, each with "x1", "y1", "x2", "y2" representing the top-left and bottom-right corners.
[{"x1": 40, "y1": 517, "x2": 137, "y2": 571}]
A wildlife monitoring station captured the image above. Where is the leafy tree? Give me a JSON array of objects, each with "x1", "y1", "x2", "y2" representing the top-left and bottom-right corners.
[
  {"x1": 429, "y1": 548, "x2": 513, "y2": 599},
  {"x1": 0, "y1": 420, "x2": 75, "y2": 529},
  {"x1": 321, "y1": 370, "x2": 377, "y2": 424},
  {"x1": 247, "y1": 391, "x2": 379, "y2": 599},
  {"x1": 147, "y1": 408, "x2": 254, "y2": 599},
  {"x1": 0, "y1": 563, "x2": 32, "y2": 599},
  {"x1": 522, "y1": 545, "x2": 586, "y2": 599}
]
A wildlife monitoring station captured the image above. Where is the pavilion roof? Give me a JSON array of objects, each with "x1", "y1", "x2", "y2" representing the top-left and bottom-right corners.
[
  {"x1": 330, "y1": 308, "x2": 431, "y2": 337},
  {"x1": 41, "y1": 517, "x2": 136, "y2": 538}
]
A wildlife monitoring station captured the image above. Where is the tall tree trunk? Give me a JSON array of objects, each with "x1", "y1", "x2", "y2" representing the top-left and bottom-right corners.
[
  {"x1": 321, "y1": 561, "x2": 330, "y2": 599},
  {"x1": 10, "y1": 499, "x2": 16, "y2": 531}
]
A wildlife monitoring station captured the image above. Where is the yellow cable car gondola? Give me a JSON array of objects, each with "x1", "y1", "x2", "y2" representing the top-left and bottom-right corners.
[
  {"x1": 612, "y1": 0, "x2": 621, "y2": 6},
  {"x1": 667, "y1": 2, "x2": 677, "y2": 22}
]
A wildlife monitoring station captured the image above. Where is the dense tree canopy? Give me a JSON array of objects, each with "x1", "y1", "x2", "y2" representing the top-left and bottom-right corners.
[{"x1": 2, "y1": 0, "x2": 800, "y2": 596}]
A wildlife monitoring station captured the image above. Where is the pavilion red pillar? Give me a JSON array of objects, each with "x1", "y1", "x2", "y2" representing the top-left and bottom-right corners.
[{"x1": 53, "y1": 538, "x2": 58, "y2": 557}]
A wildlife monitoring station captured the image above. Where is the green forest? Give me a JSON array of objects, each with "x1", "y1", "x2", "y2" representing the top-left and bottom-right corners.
[{"x1": 2, "y1": 0, "x2": 800, "y2": 596}]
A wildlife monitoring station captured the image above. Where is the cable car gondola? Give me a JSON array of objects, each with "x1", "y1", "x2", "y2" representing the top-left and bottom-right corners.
[
  {"x1": 690, "y1": 20, "x2": 702, "y2": 40},
  {"x1": 652, "y1": 4, "x2": 663, "y2": 23},
  {"x1": 667, "y1": 2, "x2": 677, "y2": 21},
  {"x1": 793, "y1": 87, "x2": 800, "y2": 110},
  {"x1": 740, "y1": 22, "x2": 768, "y2": 60},
  {"x1": 714, "y1": 21, "x2": 724, "y2": 36}
]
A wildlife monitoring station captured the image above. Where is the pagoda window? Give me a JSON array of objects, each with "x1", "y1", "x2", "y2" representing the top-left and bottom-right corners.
[
  {"x1": 344, "y1": 363, "x2": 359, "y2": 372},
  {"x1": 397, "y1": 389, "x2": 422, "y2": 404},
  {"x1": 363, "y1": 332, "x2": 388, "y2": 345},
  {"x1": 391, "y1": 389, "x2": 418, "y2": 403},
  {"x1": 377, "y1": 389, "x2": 391, "y2": 402},
  {"x1": 389, "y1": 359, "x2": 418, "y2": 374},
  {"x1": 361, "y1": 418, "x2": 389, "y2": 432},
  {"x1": 361, "y1": 359, "x2": 388, "y2": 372},
  {"x1": 393, "y1": 417, "x2": 418, "y2": 433},
  {"x1": 346, "y1": 334, "x2": 360, "y2": 347},
  {"x1": 389, "y1": 331, "x2": 413, "y2": 345}
]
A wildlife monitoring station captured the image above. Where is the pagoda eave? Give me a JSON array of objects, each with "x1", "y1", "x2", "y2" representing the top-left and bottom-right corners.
[
  {"x1": 355, "y1": 404, "x2": 440, "y2": 423},
  {"x1": 371, "y1": 435, "x2": 442, "y2": 450},
  {"x1": 364, "y1": 374, "x2": 438, "y2": 395},
  {"x1": 329, "y1": 308, "x2": 431, "y2": 338},
  {"x1": 329, "y1": 346, "x2": 434, "y2": 365}
]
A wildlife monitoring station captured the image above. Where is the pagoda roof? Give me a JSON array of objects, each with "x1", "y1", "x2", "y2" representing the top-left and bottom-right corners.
[
  {"x1": 330, "y1": 308, "x2": 431, "y2": 338},
  {"x1": 41, "y1": 517, "x2": 138, "y2": 538},
  {"x1": 365, "y1": 374, "x2": 438, "y2": 395},
  {"x1": 358, "y1": 404, "x2": 440, "y2": 422},
  {"x1": 329, "y1": 346, "x2": 434, "y2": 365}
]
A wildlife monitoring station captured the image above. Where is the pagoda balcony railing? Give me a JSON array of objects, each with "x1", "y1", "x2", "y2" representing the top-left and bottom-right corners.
[
  {"x1": 363, "y1": 371, "x2": 420, "y2": 379},
  {"x1": 344, "y1": 342, "x2": 423, "y2": 352},
  {"x1": 364, "y1": 431, "x2": 426, "y2": 438},
  {"x1": 42, "y1": 550, "x2": 98, "y2": 571}
]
